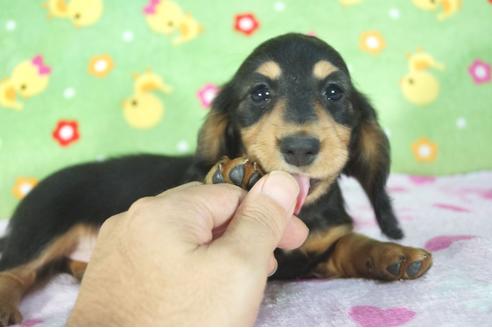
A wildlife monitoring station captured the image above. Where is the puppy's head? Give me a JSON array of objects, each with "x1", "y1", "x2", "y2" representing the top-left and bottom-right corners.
[{"x1": 197, "y1": 33, "x2": 390, "y2": 207}]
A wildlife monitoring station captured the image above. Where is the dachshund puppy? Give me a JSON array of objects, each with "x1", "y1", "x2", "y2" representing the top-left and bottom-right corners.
[{"x1": 0, "y1": 33, "x2": 431, "y2": 326}]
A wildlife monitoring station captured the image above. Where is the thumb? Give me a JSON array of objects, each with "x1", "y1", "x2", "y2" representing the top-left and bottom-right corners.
[{"x1": 214, "y1": 171, "x2": 299, "y2": 266}]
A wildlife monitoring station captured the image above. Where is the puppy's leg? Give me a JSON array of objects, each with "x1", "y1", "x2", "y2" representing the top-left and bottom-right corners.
[
  {"x1": 312, "y1": 232, "x2": 432, "y2": 281},
  {"x1": 0, "y1": 224, "x2": 92, "y2": 326},
  {"x1": 0, "y1": 268, "x2": 33, "y2": 325},
  {"x1": 204, "y1": 156, "x2": 264, "y2": 190}
]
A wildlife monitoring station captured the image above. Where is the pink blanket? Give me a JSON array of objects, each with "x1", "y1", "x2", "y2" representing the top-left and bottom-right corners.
[{"x1": 2, "y1": 172, "x2": 492, "y2": 326}]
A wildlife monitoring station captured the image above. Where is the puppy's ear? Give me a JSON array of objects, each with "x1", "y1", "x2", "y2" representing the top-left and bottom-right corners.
[
  {"x1": 344, "y1": 91, "x2": 403, "y2": 239},
  {"x1": 195, "y1": 83, "x2": 242, "y2": 166}
]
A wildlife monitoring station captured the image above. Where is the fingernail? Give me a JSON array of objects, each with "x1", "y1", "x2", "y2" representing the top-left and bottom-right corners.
[
  {"x1": 255, "y1": 171, "x2": 299, "y2": 214},
  {"x1": 268, "y1": 257, "x2": 278, "y2": 277}
]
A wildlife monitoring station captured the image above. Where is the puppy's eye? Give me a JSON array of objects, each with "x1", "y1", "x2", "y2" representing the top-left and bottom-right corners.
[
  {"x1": 250, "y1": 84, "x2": 271, "y2": 103},
  {"x1": 324, "y1": 84, "x2": 344, "y2": 102}
]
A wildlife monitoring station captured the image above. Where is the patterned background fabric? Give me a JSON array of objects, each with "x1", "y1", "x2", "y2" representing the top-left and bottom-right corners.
[{"x1": 1, "y1": 0, "x2": 491, "y2": 219}]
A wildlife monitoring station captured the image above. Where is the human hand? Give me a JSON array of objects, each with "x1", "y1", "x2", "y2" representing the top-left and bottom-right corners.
[{"x1": 67, "y1": 171, "x2": 308, "y2": 326}]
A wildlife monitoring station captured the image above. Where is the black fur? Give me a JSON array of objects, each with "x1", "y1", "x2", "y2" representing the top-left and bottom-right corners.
[
  {"x1": 0, "y1": 155, "x2": 194, "y2": 270},
  {"x1": 0, "y1": 33, "x2": 402, "y2": 280},
  {"x1": 344, "y1": 92, "x2": 403, "y2": 239}
]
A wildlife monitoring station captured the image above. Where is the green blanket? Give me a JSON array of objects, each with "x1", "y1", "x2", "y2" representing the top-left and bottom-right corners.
[{"x1": 1, "y1": 0, "x2": 491, "y2": 218}]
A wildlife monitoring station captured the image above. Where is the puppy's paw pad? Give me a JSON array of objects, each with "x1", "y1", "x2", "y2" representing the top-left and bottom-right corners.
[
  {"x1": 405, "y1": 261, "x2": 422, "y2": 278},
  {"x1": 229, "y1": 164, "x2": 244, "y2": 186},
  {"x1": 246, "y1": 171, "x2": 262, "y2": 189},
  {"x1": 211, "y1": 165, "x2": 225, "y2": 184},
  {"x1": 402, "y1": 251, "x2": 431, "y2": 279},
  {"x1": 386, "y1": 260, "x2": 402, "y2": 276},
  {"x1": 370, "y1": 245, "x2": 432, "y2": 281},
  {"x1": 205, "y1": 157, "x2": 264, "y2": 190}
]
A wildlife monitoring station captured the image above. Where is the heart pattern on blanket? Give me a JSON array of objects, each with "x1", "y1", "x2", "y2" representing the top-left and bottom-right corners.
[
  {"x1": 349, "y1": 305, "x2": 416, "y2": 327},
  {"x1": 409, "y1": 176, "x2": 436, "y2": 185},
  {"x1": 432, "y1": 203, "x2": 470, "y2": 212},
  {"x1": 19, "y1": 318, "x2": 44, "y2": 326},
  {"x1": 425, "y1": 235, "x2": 475, "y2": 251}
]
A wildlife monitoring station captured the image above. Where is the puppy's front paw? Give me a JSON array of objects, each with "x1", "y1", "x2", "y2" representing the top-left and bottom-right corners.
[
  {"x1": 204, "y1": 156, "x2": 265, "y2": 190},
  {"x1": 368, "y1": 244, "x2": 432, "y2": 281},
  {"x1": 0, "y1": 302, "x2": 22, "y2": 326}
]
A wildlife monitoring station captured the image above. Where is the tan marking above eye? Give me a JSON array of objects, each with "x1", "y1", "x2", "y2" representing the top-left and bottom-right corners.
[
  {"x1": 255, "y1": 61, "x2": 282, "y2": 79},
  {"x1": 313, "y1": 60, "x2": 338, "y2": 79}
]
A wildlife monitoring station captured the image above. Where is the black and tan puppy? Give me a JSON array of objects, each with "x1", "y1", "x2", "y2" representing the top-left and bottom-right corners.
[{"x1": 0, "y1": 33, "x2": 431, "y2": 325}]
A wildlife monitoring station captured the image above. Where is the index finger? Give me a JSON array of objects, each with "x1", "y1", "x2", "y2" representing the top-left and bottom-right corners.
[{"x1": 154, "y1": 183, "x2": 248, "y2": 244}]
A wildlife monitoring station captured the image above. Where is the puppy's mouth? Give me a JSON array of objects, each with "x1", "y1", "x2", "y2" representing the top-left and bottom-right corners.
[
  {"x1": 291, "y1": 174, "x2": 321, "y2": 215},
  {"x1": 248, "y1": 157, "x2": 321, "y2": 214}
]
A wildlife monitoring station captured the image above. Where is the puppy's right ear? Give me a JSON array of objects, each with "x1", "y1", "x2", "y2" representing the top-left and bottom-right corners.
[
  {"x1": 344, "y1": 91, "x2": 403, "y2": 239},
  {"x1": 195, "y1": 82, "x2": 241, "y2": 166}
]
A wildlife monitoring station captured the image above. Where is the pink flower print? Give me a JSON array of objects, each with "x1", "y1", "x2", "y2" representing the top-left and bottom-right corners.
[
  {"x1": 197, "y1": 83, "x2": 219, "y2": 108},
  {"x1": 468, "y1": 59, "x2": 491, "y2": 84}
]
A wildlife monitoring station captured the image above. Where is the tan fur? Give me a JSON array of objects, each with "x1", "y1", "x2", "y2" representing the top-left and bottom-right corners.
[
  {"x1": 356, "y1": 120, "x2": 386, "y2": 185},
  {"x1": 0, "y1": 224, "x2": 96, "y2": 325},
  {"x1": 313, "y1": 60, "x2": 338, "y2": 79},
  {"x1": 196, "y1": 111, "x2": 229, "y2": 163},
  {"x1": 66, "y1": 259, "x2": 88, "y2": 281},
  {"x1": 299, "y1": 224, "x2": 352, "y2": 255},
  {"x1": 255, "y1": 61, "x2": 282, "y2": 80},
  {"x1": 240, "y1": 100, "x2": 351, "y2": 204},
  {"x1": 313, "y1": 233, "x2": 432, "y2": 280},
  {"x1": 359, "y1": 121, "x2": 384, "y2": 162},
  {"x1": 314, "y1": 233, "x2": 372, "y2": 278}
]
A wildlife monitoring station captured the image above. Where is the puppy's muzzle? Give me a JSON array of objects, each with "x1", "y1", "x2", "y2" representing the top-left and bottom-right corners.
[{"x1": 280, "y1": 135, "x2": 320, "y2": 167}]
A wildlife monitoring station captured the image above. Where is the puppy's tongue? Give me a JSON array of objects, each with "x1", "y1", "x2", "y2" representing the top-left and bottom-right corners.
[{"x1": 292, "y1": 174, "x2": 310, "y2": 215}]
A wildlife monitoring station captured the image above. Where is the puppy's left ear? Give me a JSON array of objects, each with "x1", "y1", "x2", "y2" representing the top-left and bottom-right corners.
[
  {"x1": 344, "y1": 91, "x2": 403, "y2": 239},
  {"x1": 187, "y1": 82, "x2": 242, "y2": 181}
]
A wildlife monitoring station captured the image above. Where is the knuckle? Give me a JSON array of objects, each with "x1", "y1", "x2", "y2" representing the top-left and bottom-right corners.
[
  {"x1": 99, "y1": 215, "x2": 117, "y2": 234},
  {"x1": 127, "y1": 196, "x2": 155, "y2": 217}
]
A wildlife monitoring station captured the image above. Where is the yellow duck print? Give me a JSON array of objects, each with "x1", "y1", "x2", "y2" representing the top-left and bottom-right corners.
[
  {"x1": 122, "y1": 70, "x2": 172, "y2": 129},
  {"x1": 143, "y1": 0, "x2": 202, "y2": 45},
  {"x1": 0, "y1": 55, "x2": 51, "y2": 111},
  {"x1": 44, "y1": 0, "x2": 103, "y2": 27},
  {"x1": 412, "y1": 0, "x2": 462, "y2": 21},
  {"x1": 133, "y1": 70, "x2": 173, "y2": 94},
  {"x1": 400, "y1": 49, "x2": 444, "y2": 106}
]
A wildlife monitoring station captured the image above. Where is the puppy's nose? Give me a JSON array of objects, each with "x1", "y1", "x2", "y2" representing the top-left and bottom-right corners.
[{"x1": 280, "y1": 136, "x2": 320, "y2": 167}]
